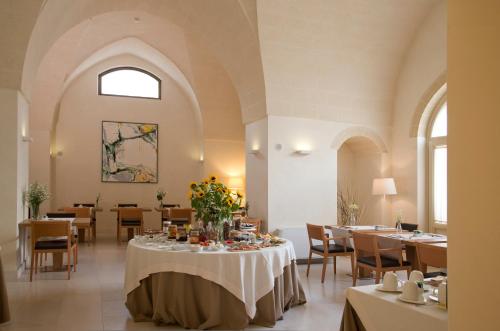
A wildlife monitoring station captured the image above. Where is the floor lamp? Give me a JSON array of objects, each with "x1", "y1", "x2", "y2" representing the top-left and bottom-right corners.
[{"x1": 372, "y1": 178, "x2": 397, "y2": 224}]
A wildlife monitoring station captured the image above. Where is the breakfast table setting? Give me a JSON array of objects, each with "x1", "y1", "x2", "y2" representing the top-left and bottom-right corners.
[
  {"x1": 340, "y1": 270, "x2": 448, "y2": 331},
  {"x1": 124, "y1": 231, "x2": 306, "y2": 329}
]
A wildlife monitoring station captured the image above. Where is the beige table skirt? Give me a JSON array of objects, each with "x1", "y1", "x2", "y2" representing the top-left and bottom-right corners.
[
  {"x1": 0, "y1": 254, "x2": 10, "y2": 325},
  {"x1": 339, "y1": 300, "x2": 366, "y2": 331},
  {"x1": 126, "y1": 262, "x2": 306, "y2": 329}
]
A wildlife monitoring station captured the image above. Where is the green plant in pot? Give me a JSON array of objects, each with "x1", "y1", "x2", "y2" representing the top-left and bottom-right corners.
[
  {"x1": 189, "y1": 175, "x2": 243, "y2": 238},
  {"x1": 25, "y1": 182, "x2": 50, "y2": 220},
  {"x1": 156, "y1": 188, "x2": 166, "y2": 208}
]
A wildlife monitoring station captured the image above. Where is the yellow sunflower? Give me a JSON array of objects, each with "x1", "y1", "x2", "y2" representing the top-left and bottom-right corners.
[
  {"x1": 209, "y1": 174, "x2": 218, "y2": 183},
  {"x1": 196, "y1": 191, "x2": 205, "y2": 198},
  {"x1": 189, "y1": 182, "x2": 198, "y2": 190},
  {"x1": 226, "y1": 197, "x2": 234, "y2": 206},
  {"x1": 236, "y1": 191, "x2": 243, "y2": 198},
  {"x1": 203, "y1": 179, "x2": 209, "y2": 185}
]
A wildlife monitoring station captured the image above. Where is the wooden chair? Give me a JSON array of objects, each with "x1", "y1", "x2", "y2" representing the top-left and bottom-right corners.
[
  {"x1": 30, "y1": 221, "x2": 78, "y2": 281},
  {"x1": 73, "y1": 203, "x2": 97, "y2": 241},
  {"x1": 400, "y1": 222, "x2": 418, "y2": 232},
  {"x1": 306, "y1": 223, "x2": 355, "y2": 283},
  {"x1": 243, "y1": 218, "x2": 262, "y2": 234},
  {"x1": 117, "y1": 208, "x2": 143, "y2": 242},
  {"x1": 63, "y1": 207, "x2": 92, "y2": 242},
  {"x1": 169, "y1": 208, "x2": 192, "y2": 226},
  {"x1": 416, "y1": 243, "x2": 447, "y2": 278},
  {"x1": 352, "y1": 232, "x2": 412, "y2": 286}
]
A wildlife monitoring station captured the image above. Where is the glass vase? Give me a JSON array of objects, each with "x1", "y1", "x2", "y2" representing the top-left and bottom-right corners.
[{"x1": 31, "y1": 203, "x2": 40, "y2": 220}]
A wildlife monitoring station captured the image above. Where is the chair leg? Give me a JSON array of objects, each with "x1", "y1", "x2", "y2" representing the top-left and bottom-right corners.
[
  {"x1": 67, "y1": 251, "x2": 71, "y2": 280},
  {"x1": 333, "y1": 256, "x2": 337, "y2": 274},
  {"x1": 34, "y1": 253, "x2": 38, "y2": 274},
  {"x1": 407, "y1": 268, "x2": 411, "y2": 279},
  {"x1": 116, "y1": 222, "x2": 120, "y2": 242},
  {"x1": 93, "y1": 221, "x2": 97, "y2": 242},
  {"x1": 353, "y1": 264, "x2": 359, "y2": 286},
  {"x1": 350, "y1": 254, "x2": 355, "y2": 277},
  {"x1": 73, "y1": 247, "x2": 77, "y2": 272},
  {"x1": 39, "y1": 252, "x2": 43, "y2": 267},
  {"x1": 321, "y1": 256, "x2": 328, "y2": 283},
  {"x1": 30, "y1": 251, "x2": 35, "y2": 282},
  {"x1": 375, "y1": 271, "x2": 381, "y2": 284},
  {"x1": 306, "y1": 251, "x2": 312, "y2": 277}
]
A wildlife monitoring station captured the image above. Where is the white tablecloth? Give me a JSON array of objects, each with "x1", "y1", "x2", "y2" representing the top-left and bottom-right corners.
[
  {"x1": 346, "y1": 285, "x2": 447, "y2": 331},
  {"x1": 124, "y1": 240, "x2": 297, "y2": 318}
]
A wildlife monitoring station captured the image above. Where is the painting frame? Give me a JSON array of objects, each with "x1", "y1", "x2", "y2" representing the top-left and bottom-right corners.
[{"x1": 101, "y1": 120, "x2": 159, "y2": 183}]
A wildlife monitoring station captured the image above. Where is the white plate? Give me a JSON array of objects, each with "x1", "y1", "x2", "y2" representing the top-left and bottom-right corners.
[
  {"x1": 376, "y1": 284, "x2": 403, "y2": 293},
  {"x1": 397, "y1": 295, "x2": 426, "y2": 305}
]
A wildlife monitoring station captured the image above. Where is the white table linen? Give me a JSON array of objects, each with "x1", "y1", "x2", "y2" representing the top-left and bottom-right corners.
[
  {"x1": 346, "y1": 284, "x2": 447, "y2": 331},
  {"x1": 124, "y1": 240, "x2": 297, "y2": 318}
]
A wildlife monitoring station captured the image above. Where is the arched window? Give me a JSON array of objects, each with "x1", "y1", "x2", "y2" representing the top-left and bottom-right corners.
[
  {"x1": 98, "y1": 67, "x2": 161, "y2": 99},
  {"x1": 429, "y1": 102, "x2": 447, "y2": 228}
]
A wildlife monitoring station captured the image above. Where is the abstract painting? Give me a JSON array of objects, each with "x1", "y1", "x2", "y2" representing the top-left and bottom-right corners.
[{"x1": 101, "y1": 121, "x2": 158, "y2": 183}]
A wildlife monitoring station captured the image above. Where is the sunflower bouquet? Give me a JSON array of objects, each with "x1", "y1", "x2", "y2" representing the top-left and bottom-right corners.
[{"x1": 189, "y1": 175, "x2": 243, "y2": 227}]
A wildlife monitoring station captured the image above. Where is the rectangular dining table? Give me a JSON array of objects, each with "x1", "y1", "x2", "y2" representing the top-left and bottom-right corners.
[
  {"x1": 374, "y1": 233, "x2": 447, "y2": 271},
  {"x1": 18, "y1": 218, "x2": 91, "y2": 270},
  {"x1": 341, "y1": 284, "x2": 447, "y2": 331}
]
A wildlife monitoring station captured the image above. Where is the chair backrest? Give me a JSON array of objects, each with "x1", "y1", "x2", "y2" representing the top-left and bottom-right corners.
[
  {"x1": 306, "y1": 223, "x2": 326, "y2": 247},
  {"x1": 245, "y1": 218, "x2": 262, "y2": 233},
  {"x1": 46, "y1": 212, "x2": 76, "y2": 219},
  {"x1": 31, "y1": 221, "x2": 71, "y2": 246},
  {"x1": 401, "y1": 222, "x2": 418, "y2": 232},
  {"x1": 73, "y1": 203, "x2": 95, "y2": 208},
  {"x1": 63, "y1": 207, "x2": 91, "y2": 218},
  {"x1": 169, "y1": 208, "x2": 192, "y2": 223},
  {"x1": 417, "y1": 243, "x2": 447, "y2": 269},
  {"x1": 352, "y1": 232, "x2": 378, "y2": 256},
  {"x1": 118, "y1": 203, "x2": 138, "y2": 208},
  {"x1": 118, "y1": 208, "x2": 143, "y2": 223}
]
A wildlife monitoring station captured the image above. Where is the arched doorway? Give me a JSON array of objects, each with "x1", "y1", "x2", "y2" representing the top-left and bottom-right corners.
[{"x1": 337, "y1": 136, "x2": 386, "y2": 225}]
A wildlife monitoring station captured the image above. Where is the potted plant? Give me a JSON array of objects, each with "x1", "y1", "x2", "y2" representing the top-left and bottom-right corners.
[
  {"x1": 25, "y1": 182, "x2": 50, "y2": 220},
  {"x1": 156, "y1": 188, "x2": 166, "y2": 208},
  {"x1": 189, "y1": 175, "x2": 243, "y2": 238}
]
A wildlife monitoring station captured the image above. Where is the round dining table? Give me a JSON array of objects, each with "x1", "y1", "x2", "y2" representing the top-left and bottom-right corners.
[{"x1": 124, "y1": 239, "x2": 306, "y2": 329}]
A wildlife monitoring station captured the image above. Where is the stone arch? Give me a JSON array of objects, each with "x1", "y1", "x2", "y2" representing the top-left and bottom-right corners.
[
  {"x1": 410, "y1": 72, "x2": 447, "y2": 138},
  {"x1": 331, "y1": 126, "x2": 388, "y2": 153}
]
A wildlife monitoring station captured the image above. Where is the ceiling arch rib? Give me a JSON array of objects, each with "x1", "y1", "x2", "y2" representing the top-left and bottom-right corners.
[{"x1": 62, "y1": 37, "x2": 203, "y2": 137}]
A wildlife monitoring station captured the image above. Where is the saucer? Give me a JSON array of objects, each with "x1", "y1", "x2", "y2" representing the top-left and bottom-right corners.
[
  {"x1": 376, "y1": 284, "x2": 403, "y2": 293},
  {"x1": 398, "y1": 295, "x2": 426, "y2": 305}
]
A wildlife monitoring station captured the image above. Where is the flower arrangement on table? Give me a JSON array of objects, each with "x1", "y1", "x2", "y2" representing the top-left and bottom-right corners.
[
  {"x1": 337, "y1": 188, "x2": 364, "y2": 226},
  {"x1": 189, "y1": 175, "x2": 243, "y2": 228},
  {"x1": 24, "y1": 182, "x2": 50, "y2": 220}
]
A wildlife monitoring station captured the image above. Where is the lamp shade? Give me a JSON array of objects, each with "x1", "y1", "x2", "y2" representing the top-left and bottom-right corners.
[
  {"x1": 228, "y1": 176, "x2": 244, "y2": 190},
  {"x1": 372, "y1": 178, "x2": 397, "y2": 195}
]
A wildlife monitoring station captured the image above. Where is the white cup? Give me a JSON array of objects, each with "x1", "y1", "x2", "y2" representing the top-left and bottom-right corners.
[
  {"x1": 382, "y1": 272, "x2": 400, "y2": 291},
  {"x1": 401, "y1": 281, "x2": 424, "y2": 302},
  {"x1": 409, "y1": 270, "x2": 424, "y2": 283},
  {"x1": 438, "y1": 282, "x2": 447, "y2": 306}
]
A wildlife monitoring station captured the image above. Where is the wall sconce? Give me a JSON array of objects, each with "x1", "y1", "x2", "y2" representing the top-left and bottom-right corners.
[
  {"x1": 50, "y1": 150, "x2": 63, "y2": 158},
  {"x1": 294, "y1": 149, "x2": 311, "y2": 155},
  {"x1": 22, "y1": 135, "x2": 34, "y2": 143},
  {"x1": 248, "y1": 147, "x2": 260, "y2": 155},
  {"x1": 199, "y1": 154, "x2": 204, "y2": 163}
]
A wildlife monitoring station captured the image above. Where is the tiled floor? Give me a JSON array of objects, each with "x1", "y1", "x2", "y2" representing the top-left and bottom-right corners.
[{"x1": 1, "y1": 238, "x2": 377, "y2": 331}]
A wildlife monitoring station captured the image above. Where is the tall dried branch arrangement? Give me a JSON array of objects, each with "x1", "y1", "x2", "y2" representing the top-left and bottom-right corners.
[{"x1": 337, "y1": 186, "x2": 365, "y2": 225}]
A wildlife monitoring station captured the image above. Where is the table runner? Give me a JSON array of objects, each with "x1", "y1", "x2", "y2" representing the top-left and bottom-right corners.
[
  {"x1": 0, "y1": 248, "x2": 10, "y2": 325},
  {"x1": 345, "y1": 285, "x2": 447, "y2": 331},
  {"x1": 124, "y1": 240, "x2": 297, "y2": 318},
  {"x1": 126, "y1": 263, "x2": 306, "y2": 329}
]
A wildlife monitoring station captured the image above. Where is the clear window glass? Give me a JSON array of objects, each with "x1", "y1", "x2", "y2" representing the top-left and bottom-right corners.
[
  {"x1": 431, "y1": 103, "x2": 447, "y2": 137},
  {"x1": 433, "y1": 146, "x2": 447, "y2": 223},
  {"x1": 99, "y1": 67, "x2": 160, "y2": 99}
]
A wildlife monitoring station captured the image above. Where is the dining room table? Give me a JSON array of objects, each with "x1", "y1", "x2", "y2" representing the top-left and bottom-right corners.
[
  {"x1": 374, "y1": 232, "x2": 447, "y2": 270},
  {"x1": 340, "y1": 283, "x2": 447, "y2": 331},
  {"x1": 18, "y1": 217, "x2": 91, "y2": 271},
  {"x1": 124, "y1": 237, "x2": 306, "y2": 329}
]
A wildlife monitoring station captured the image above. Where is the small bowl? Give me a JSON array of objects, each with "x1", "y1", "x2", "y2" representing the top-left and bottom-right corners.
[{"x1": 190, "y1": 244, "x2": 203, "y2": 252}]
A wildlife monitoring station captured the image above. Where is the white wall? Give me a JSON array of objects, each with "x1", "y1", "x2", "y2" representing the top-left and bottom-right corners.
[
  {"x1": 448, "y1": 1, "x2": 500, "y2": 328},
  {"x1": 0, "y1": 88, "x2": 29, "y2": 273},
  {"x1": 391, "y1": 2, "x2": 446, "y2": 230},
  {"x1": 50, "y1": 55, "x2": 236, "y2": 234}
]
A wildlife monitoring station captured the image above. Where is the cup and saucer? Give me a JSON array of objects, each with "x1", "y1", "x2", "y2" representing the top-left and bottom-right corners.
[
  {"x1": 376, "y1": 272, "x2": 403, "y2": 293},
  {"x1": 398, "y1": 280, "x2": 426, "y2": 305}
]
